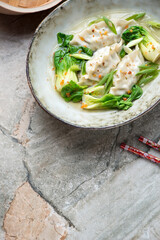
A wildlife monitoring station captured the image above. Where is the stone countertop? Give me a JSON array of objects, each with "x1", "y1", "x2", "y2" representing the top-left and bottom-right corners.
[{"x1": 0, "y1": 9, "x2": 160, "y2": 240}]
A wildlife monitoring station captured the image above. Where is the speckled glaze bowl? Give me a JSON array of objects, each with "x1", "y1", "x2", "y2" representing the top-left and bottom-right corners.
[{"x1": 26, "y1": 0, "x2": 160, "y2": 129}]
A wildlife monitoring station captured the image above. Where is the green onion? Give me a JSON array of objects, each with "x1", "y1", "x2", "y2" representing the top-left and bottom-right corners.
[
  {"x1": 96, "y1": 73, "x2": 110, "y2": 86},
  {"x1": 81, "y1": 61, "x2": 86, "y2": 75},
  {"x1": 96, "y1": 70, "x2": 116, "y2": 88},
  {"x1": 126, "y1": 13, "x2": 146, "y2": 21},
  {"x1": 139, "y1": 62, "x2": 159, "y2": 70},
  {"x1": 137, "y1": 61, "x2": 159, "y2": 86},
  {"x1": 136, "y1": 68, "x2": 157, "y2": 76},
  {"x1": 70, "y1": 53, "x2": 91, "y2": 60},
  {"x1": 88, "y1": 16, "x2": 117, "y2": 34},
  {"x1": 148, "y1": 21, "x2": 160, "y2": 29},
  {"x1": 138, "y1": 71, "x2": 159, "y2": 86},
  {"x1": 88, "y1": 18, "x2": 103, "y2": 26},
  {"x1": 120, "y1": 48, "x2": 127, "y2": 58},
  {"x1": 103, "y1": 16, "x2": 117, "y2": 34},
  {"x1": 105, "y1": 70, "x2": 116, "y2": 93}
]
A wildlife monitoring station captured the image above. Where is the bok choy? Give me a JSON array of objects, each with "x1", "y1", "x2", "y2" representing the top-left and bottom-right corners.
[
  {"x1": 54, "y1": 33, "x2": 93, "y2": 92},
  {"x1": 82, "y1": 85, "x2": 143, "y2": 110},
  {"x1": 122, "y1": 26, "x2": 160, "y2": 62}
]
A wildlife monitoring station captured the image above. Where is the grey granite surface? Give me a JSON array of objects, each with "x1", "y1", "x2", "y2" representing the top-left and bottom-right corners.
[{"x1": 0, "y1": 9, "x2": 160, "y2": 240}]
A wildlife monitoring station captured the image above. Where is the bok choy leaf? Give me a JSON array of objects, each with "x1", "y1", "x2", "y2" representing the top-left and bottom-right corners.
[
  {"x1": 82, "y1": 85, "x2": 143, "y2": 110},
  {"x1": 61, "y1": 80, "x2": 87, "y2": 103}
]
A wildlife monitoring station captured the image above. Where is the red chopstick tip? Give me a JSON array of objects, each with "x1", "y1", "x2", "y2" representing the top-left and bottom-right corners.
[
  {"x1": 139, "y1": 136, "x2": 143, "y2": 141},
  {"x1": 120, "y1": 142, "x2": 160, "y2": 164},
  {"x1": 138, "y1": 136, "x2": 160, "y2": 151},
  {"x1": 139, "y1": 136, "x2": 147, "y2": 143},
  {"x1": 120, "y1": 143, "x2": 126, "y2": 149}
]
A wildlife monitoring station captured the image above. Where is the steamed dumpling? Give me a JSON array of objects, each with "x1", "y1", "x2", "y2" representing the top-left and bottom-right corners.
[
  {"x1": 110, "y1": 47, "x2": 144, "y2": 95},
  {"x1": 70, "y1": 19, "x2": 134, "y2": 51},
  {"x1": 79, "y1": 41, "x2": 122, "y2": 85}
]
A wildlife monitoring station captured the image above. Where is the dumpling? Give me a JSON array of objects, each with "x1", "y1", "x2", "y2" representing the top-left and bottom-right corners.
[
  {"x1": 110, "y1": 47, "x2": 144, "y2": 95},
  {"x1": 70, "y1": 18, "x2": 134, "y2": 51},
  {"x1": 79, "y1": 41, "x2": 122, "y2": 85}
]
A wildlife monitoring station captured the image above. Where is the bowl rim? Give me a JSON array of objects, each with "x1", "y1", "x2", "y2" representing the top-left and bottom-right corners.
[
  {"x1": 26, "y1": 0, "x2": 160, "y2": 130},
  {"x1": 0, "y1": 0, "x2": 63, "y2": 14}
]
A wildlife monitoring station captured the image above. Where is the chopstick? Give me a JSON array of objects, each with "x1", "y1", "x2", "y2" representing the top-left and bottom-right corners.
[
  {"x1": 120, "y1": 143, "x2": 160, "y2": 164},
  {"x1": 139, "y1": 136, "x2": 160, "y2": 151}
]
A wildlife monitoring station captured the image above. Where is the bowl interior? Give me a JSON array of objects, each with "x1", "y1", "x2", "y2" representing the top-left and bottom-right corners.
[{"x1": 27, "y1": 0, "x2": 160, "y2": 129}]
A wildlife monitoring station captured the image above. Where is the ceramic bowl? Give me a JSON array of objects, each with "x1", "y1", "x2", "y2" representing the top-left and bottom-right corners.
[
  {"x1": 26, "y1": 0, "x2": 160, "y2": 129},
  {"x1": 0, "y1": 0, "x2": 62, "y2": 15}
]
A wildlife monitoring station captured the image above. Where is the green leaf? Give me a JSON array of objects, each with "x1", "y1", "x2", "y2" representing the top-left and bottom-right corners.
[
  {"x1": 122, "y1": 26, "x2": 146, "y2": 44},
  {"x1": 81, "y1": 46, "x2": 93, "y2": 56},
  {"x1": 68, "y1": 45, "x2": 80, "y2": 54},
  {"x1": 68, "y1": 91, "x2": 84, "y2": 103},
  {"x1": 103, "y1": 16, "x2": 117, "y2": 34},
  {"x1": 57, "y1": 32, "x2": 73, "y2": 47},
  {"x1": 148, "y1": 21, "x2": 160, "y2": 29},
  {"x1": 88, "y1": 18, "x2": 103, "y2": 26},
  {"x1": 96, "y1": 93, "x2": 121, "y2": 103},
  {"x1": 68, "y1": 45, "x2": 93, "y2": 56},
  {"x1": 102, "y1": 99, "x2": 133, "y2": 110},
  {"x1": 54, "y1": 52, "x2": 76, "y2": 76},
  {"x1": 120, "y1": 48, "x2": 127, "y2": 58},
  {"x1": 126, "y1": 85, "x2": 143, "y2": 102},
  {"x1": 81, "y1": 61, "x2": 86, "y2": 75},
  {"x1": 61, "y1": 80, "x2": 87, "y2": 102},
  {"x1": 54, "y1": 49, "x2": 66, "y2": 70},
  {"x1": 126, "y1": 13, "x2": 146, "y2": 21}
]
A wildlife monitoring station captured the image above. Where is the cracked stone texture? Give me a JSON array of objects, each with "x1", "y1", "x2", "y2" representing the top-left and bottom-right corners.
[
  {"x1": 1, "y1": 9, "x2": 160, "y2": 240},
  {"x1": 3, "y1": 182, "x2": 68, "y2": 240},
  {"x1": 25, "y1": 104, "x2": 160, "y2": 213},
  {"x1": 67, "y1": 149, "x2": 160, "y2": 240},
  {"x1": 0, "y1": 131, "x2": 27, "y2": 238},
  {"x1": 0, "y1": 11, "x2": 51, "y2": 133}
]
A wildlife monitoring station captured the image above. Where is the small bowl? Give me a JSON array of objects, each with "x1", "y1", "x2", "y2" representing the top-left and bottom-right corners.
[
  {"x1": 26, "y1": 0, "x2": 160, "y2": 129},
  {"x1": 0, "y1": 0, "x2": 63, "y2": 15}
]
